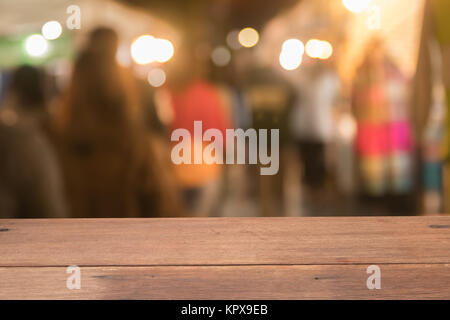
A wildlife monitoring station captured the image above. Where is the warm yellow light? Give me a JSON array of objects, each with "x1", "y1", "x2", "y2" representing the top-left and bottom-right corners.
[
  {"x1": 153, "y1": 38, "x2": 174, "y2": 63},
  {"x1": 25, "y1": 34, "x2": 48, "y2": 57},
  {"x1": 131, "y1": 35, "x2": 155, "y2": 64},
  {"x1": 148, "y1": 68, "x2": 166, "y2": 87},
  {"x1": 42, "y1": 21, "x2": 62, "y2": 40},
  {"x1": 131, "y1": 35, "x2": 174, "y2": 64},
  {"x1": 279, "y1": 39, "x2": 304, "y2": 70},
  {"x1": 305, "y1": 39, "x2": 323, "y2": 58},
  {"x1": 305, "y1": 39, "x2": 333, "y2": 59},
  {"x1": 280, "y1": 52, "x2": 302, "y2": 70},
  {"x1": 282, "y1": 39, "x2": 304, "y2": 55},
  {"x1": 238, "y1": 27, "x2": 259, "y2": 48},
  {"x1": 319, "y1": 41, "x2": 333, "y2": 60},
  {"x1": 342, "y1": 0, "x2": 372, "y2": 13}
]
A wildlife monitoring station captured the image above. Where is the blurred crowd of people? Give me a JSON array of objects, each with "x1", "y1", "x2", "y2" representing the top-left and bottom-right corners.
[
  {"x1": 0, "y1": 28, "x2": 182, "y2": 218},
  {"x1": 1, "y1": 0, "x2": 449, "y2": 219}
]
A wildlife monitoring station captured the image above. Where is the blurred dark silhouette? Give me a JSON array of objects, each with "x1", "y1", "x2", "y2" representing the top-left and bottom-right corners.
[
  {"x1": 7, "y1": 65, "x2": 53, "y2": 134},
  {"x1": 243, "y1": 65, "x2": 296, "y2": 216},
  {"x1": 0, "y1": 65, "x2": 68, "y2": 218},
  {"x1": 9, "y1": 65, "x2": 45, "y2": 109}
]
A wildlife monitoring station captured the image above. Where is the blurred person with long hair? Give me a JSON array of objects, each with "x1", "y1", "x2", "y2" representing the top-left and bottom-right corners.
[
  {"x1": 54, "y1": 27, "x2": 180, "y2": 218},
  {"x1": 0, "y1": 65, "x2": 67, "y2": 218}
]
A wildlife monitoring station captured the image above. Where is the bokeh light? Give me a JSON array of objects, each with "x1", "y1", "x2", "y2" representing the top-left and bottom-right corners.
[
  {"x1": 131, "y1": 35, "x2": 155, "y2": 64},
  {"x1": 25, "y1": 34, "x2": 49, "y2": 57},
  {"x1": 226, "y1": 29, "x2": 241, "y2": 50},
  {"x1": 41, "y1": 21, "x2": 62, "y2": 40},
  {"x1": 305, "y1": 39, "x2": 323, "y2": 58},
  {"x1": 153, "y1": 38, "x2": 174, "y2": 63},
  {"x1": 342, "y1": 0, "x2": 372, "y2": 13},
  {"x1": 238, "y1": 27, "x2": 259, "y2": 48},
  {"x1": 305, "y1": 39, "x2": 333, "y2": 59},
  {"x1": 319, "y1": 40, "x2": 333, "y2": 59},
  {"x1": 279, "y1": 39, "x2": 304, "y2": 70},
  {"x1": 282, "y1": 39, "x2": 304, "y2": 55},
  {"x1": 211, "y1": 46, "x2": 231, "y2": 66},
  {"x1": 280, "y1": 53, "x2": 302, "y2": 70},
  {"x1": 148, "y1": 68, "x2": 166, "y2": 87},
  {"x1": 131, "y1": 35, "x2": 174, "y2": 64}
]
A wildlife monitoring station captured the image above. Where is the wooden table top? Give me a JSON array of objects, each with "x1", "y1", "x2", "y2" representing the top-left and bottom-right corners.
[{"x1": 0, "y1": 217, "x2": 449, "y2": 299}]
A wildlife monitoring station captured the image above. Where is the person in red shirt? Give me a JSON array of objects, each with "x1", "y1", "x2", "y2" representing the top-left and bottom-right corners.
[{"x1": 164, "y1": 44, "x2": 231, "y2": 216}]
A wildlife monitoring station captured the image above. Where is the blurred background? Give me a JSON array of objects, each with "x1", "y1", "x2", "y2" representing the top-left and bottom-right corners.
[{"x1": 0, "y1": 0, "x2": 449, "y2": 218}]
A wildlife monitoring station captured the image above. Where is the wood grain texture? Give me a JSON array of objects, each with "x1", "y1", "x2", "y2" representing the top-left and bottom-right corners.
[
  {"x1": 0, "y1": 217, "x2": 449, "y2": 299},
  {"x1": 1, "y1": 217, "x2": 450, "y2": 266},
  {"x1": 1, "y1": 264, "x2": 449, "y2": 299}
]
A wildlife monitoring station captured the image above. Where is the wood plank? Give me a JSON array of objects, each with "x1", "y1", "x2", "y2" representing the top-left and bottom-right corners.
[
  {"x1": 1, "y1": 217, "x2": 450, "y2": 266},
  {"x1": 1, "y1": 264, "x2": 449, "y2": 299}
]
